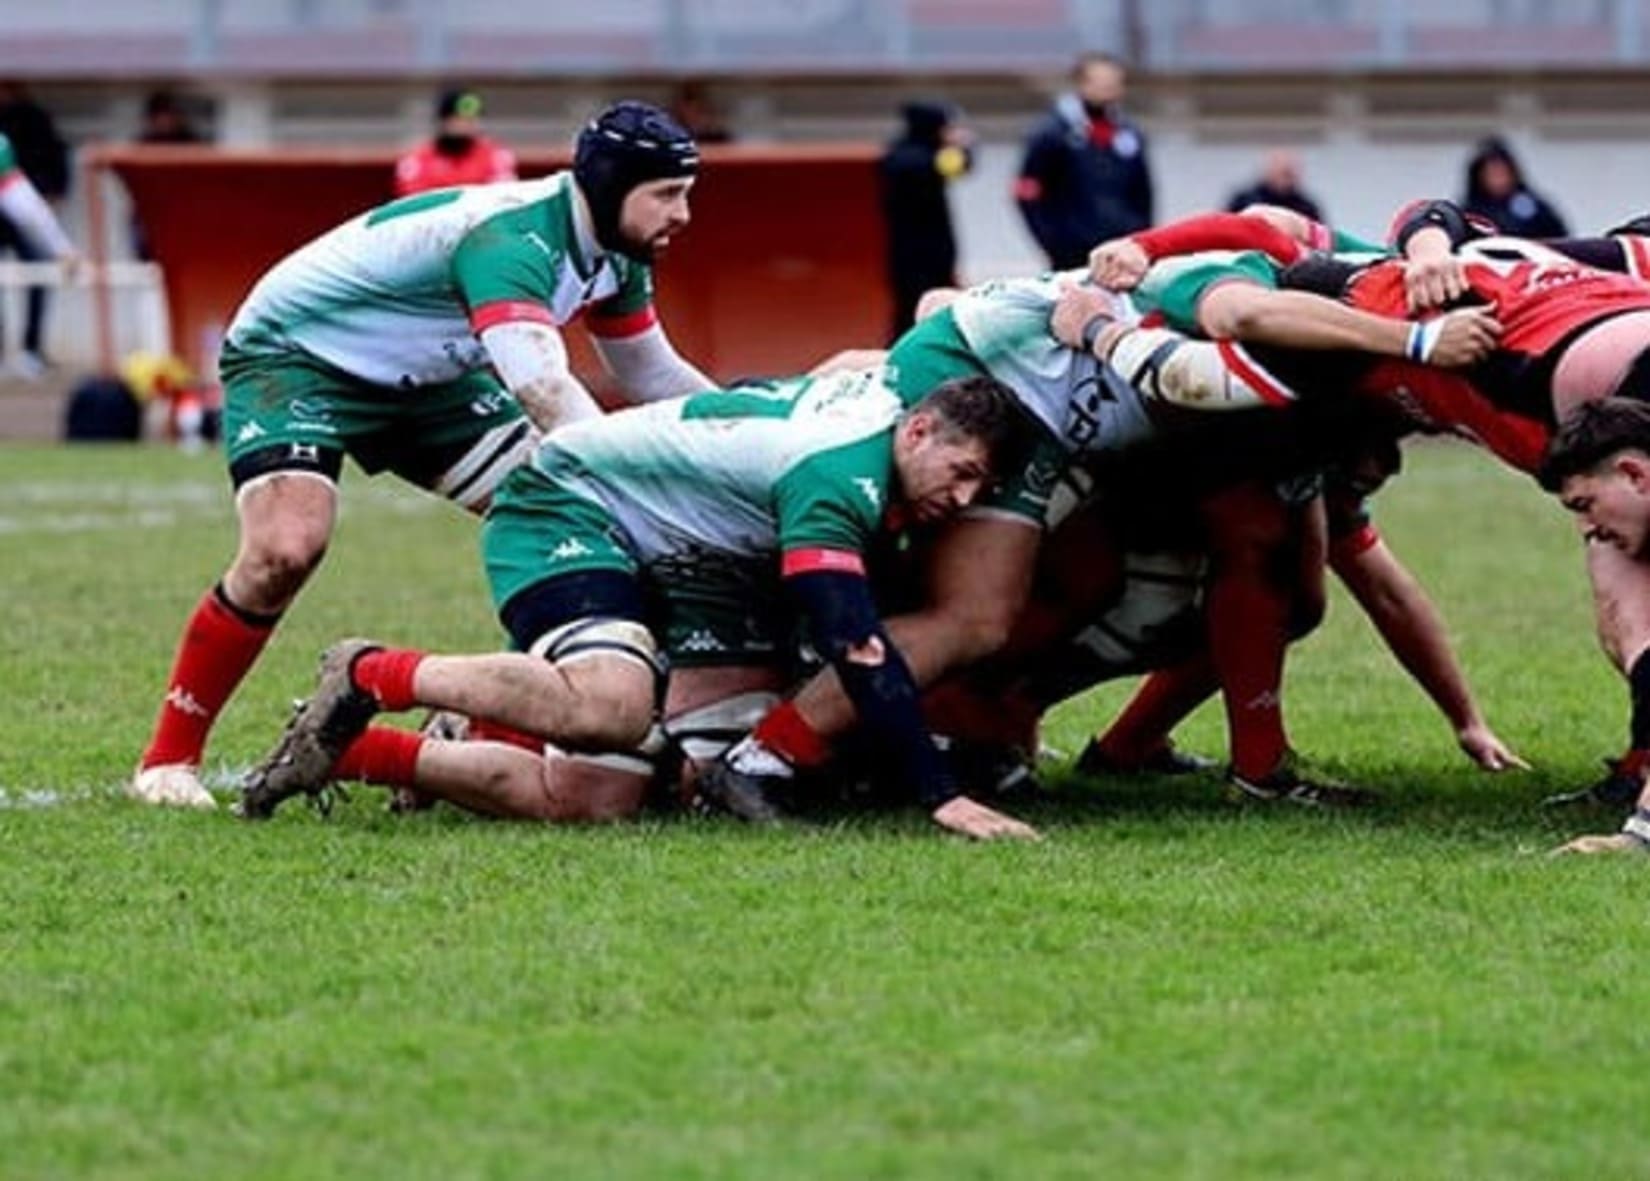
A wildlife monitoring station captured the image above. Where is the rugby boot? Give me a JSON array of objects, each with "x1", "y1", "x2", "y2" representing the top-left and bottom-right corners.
[
  {"x1": 1542, "y1": 753, "x2": 1647, "y2": 810},
  {"x1": 693, "y1": 757, "x2": 787, "y2": 824},
  {"x1": 240, "y1": 639, "x2": 383, "y2": 819},
  {"x1": 1225, "y1": 751, "x2": 1378, "y2": 809},
  {"x1": 1073, "y1": 739, "x2": 1218, "y2": 779}
]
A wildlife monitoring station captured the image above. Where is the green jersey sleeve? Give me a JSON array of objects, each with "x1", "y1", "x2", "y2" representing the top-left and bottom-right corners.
[
  {"x1": 773, "y1": 433, "x2": 892, "y2": 556},
  {"x1": 0, "y1": 133, "x2": 16, "y2": 177},
  {"x1": 450, "y1": 210, "x2": 559, "y2": 315},
  {"x1": 1134, "y1": 250, "x2": 1280, "y2": 335}
]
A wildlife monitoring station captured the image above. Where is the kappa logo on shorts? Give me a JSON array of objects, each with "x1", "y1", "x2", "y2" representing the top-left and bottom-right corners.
[
  {"x1": 236, "y1": 421, "x2": 267, "y2": 445},
  {"x1": 551, "y1": 537, "x2": 593, "y2": 561},
  {"x1": 677, "y1": 629, "x2": 726, "y2": 653}
]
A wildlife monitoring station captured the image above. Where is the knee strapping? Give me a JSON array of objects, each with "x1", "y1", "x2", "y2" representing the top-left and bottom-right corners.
[
  {"x1": 664, "y1": 691, "x2": 780, "y2": 764},
  {"x1": 1108, "y1": 329, "x2": 1297, "y2": 412},
  {"x1": 528, "y1": 616, "x2": 665, "y2": 681}
]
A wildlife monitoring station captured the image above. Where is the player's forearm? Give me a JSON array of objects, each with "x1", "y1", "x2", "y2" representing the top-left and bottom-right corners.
[
  {"x1": 787, "y1": 569, "x2": 958, "y2": 807},
  {"x1": 0, "y1": 176, "x2": 74, "y2": 259},
  {"x1": 596, "y1": 324, "x2": 714, "y2": 403},
  {"x1": 1201, "y1": 287, "x2": 1407, "y2": 357},
  {"x1": 1339, "y1": 549, "x2": 1480, "y2": 731},
  {"x1": 480, "y1": 322, "x2": 602, "y2": 432}
]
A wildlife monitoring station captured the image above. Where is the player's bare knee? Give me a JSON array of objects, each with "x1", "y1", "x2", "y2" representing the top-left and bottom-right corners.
[{"x1": 233, "y1": 530, "x2": 328, "y2": 605}]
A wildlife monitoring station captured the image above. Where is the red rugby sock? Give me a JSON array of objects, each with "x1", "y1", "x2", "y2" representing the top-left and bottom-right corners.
[
  {"x1": 350, "y1": 649, "x2": 426, "y2": 711},
  {"x1": 1207, "y1": 576, "x2": 1290, "y2": 780},
  {"x1": 333, "y1": 726, "x2": 424, "y2": 786},
  {"x1": 140, "y1": 585, "x2": 278, "y2": 770}
]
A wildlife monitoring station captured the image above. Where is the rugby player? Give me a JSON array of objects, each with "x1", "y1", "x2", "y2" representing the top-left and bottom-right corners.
[
  {"x1": 1540, "y1": 399, "x2": 1650, "y2": 853},
  {"x1": 1110, "y1": 203, "x2": 1650, "y2": 820},
  {"x1": 687, "y1": 257, "x2": 1503, "y2": 817},
  {"x1": 0, "y1": 129, "x2": 78, "y2": 273},
  {"x1": 239, "y1": 371, "x2": 1043, "y2": 842},
  {"x1": 132, "y1": 101, "x2": 712, "y2": 809}
]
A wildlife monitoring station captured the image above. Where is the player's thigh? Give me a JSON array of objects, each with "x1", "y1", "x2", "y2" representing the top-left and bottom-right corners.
[{"x1": 367, "y1": 370, "x2": 536, "y2": 513}]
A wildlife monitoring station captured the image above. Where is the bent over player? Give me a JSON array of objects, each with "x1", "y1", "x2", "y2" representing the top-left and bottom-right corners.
[
  {"x1": 240, "y1": 372, "x2": 1040, "y2": 841},
  {"x1": 132, "y1": 101, "x2": 712, "y2": 809}
]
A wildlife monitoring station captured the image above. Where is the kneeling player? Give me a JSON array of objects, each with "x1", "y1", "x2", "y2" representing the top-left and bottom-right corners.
[{"x1": 239, "y1": 371, "x2": 1040, "y2": 841}]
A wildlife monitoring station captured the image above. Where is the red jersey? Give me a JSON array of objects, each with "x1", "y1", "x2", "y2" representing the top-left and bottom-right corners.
[{"x1": 393, "y1": 136, "x2": 518, "y2": 196}]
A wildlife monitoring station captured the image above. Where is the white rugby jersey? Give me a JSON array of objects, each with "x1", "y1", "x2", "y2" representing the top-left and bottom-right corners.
[{"x1": 226, "y1": 173, "x2": 656, "y2": 388}]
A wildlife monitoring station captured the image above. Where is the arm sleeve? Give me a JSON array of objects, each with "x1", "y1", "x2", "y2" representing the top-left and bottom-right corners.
[
  {"x1": 1133, "y1": 213, "x2": 1306, "y2": 265},
  {"x1": 477, "y1": 321, "x2": 601, "y2": 431},
  {"x1": 0, "y1": 173, "x2": 75, "y2": 259},
  {"x1": 592, "y1": 321, "x2": 715, "y2": 404},
  {"x1": 784, "y1": 568, "x2": 957, "y2": 807}
]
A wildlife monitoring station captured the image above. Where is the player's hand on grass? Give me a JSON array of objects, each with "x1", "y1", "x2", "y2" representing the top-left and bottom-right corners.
[
  {"x1": 931, "y1": 795, "x2": 1041, "y2": 842},
  {"x1": 1427, "y1": 307, "x2": 1502, "y2": 368},
  {"x1": 1403, "y1": 255, "x2": 1467, "y2": 312},
  {"x1": 1087, "y1": 237, "x2": 1150, "y2": 291},
  {"x1": 1456, "y1": 722, "x2": 1530, "y2": 772}
]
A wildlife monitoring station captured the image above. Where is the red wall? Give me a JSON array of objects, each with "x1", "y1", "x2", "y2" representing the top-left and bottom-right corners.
[{"x1": 92, "y1": 143, "x2": 892, "y2": 387}]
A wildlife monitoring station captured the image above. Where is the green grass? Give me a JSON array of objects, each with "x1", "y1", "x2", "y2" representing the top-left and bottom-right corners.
[{"x1": 2, "y1": 442, "x2": 1645, "y2": 1179}]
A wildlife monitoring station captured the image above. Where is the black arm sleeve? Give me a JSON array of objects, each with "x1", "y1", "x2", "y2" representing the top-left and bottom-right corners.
[
  {"x1": 785, "y1": 569, "x2": 957, "y2": 808},
  {"x1": 1391, "y1": 198, "x2": 1481, "y2": 253}
]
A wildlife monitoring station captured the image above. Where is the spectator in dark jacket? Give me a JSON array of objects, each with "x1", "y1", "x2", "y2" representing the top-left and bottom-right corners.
[
  {"x1": 1461, "y1": 136, "x2": 1568, "y2": 239},
  {"x1": 879, "y1": 100, "x2": 973, "y2": 339},
  {"x1": 0, "y1": 81, "x2": 70, "y2": 377},
  {"x1": 1226, "y1": 149, "x2": 1323, "y2": 223},
  {"x1": 1015, "y1": 52, "x2": 1153, "y2": 270}
]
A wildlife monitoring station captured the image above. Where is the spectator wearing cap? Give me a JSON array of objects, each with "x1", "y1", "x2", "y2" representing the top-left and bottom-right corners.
[
  {"x1": 879, "y1": 100, "x2": 973, "y2": 339},
  {"x1": 393, "y1": 88, "x2": 518, "y2": 197}
]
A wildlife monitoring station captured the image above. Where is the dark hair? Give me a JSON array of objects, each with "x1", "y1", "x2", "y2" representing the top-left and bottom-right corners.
[
  {"x1": 1071, "y1": 51, "x2": 1124, "y2": 81},
  {"x1": 915, "y1": 375, "x2": 1030, "y2": 477},
  {"x1": 1538, "y1": 398, "x2": 1650, "y2": 491}
]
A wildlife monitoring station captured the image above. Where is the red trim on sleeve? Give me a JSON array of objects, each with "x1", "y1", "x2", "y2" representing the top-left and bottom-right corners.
[
  {"x1": 1216, "y1": 340, "x2": 1297, "y2": 407},
  {"x1": 1013, "y1": 176, "x2": 1043, "y2": 202},
  {"x1": 470, "y1": 300, "x2": 555, "y2": 333},
  {"x1": 0, "y1": 171, "x2": 22, "y2": 193},
  {"x1": 1331, "y1": 523, "x2": 1380, "y2": 561},
  {"x1": 1133, "y1": 213, "x2": 1306, "y2": 265},
  {"x1": 1625, "y1": 236, "x2": 1650, "y2": 282},
  {"x1": 781, "y1": 548, "x2": 867, "y2": 578},
  {"x1": 586, "y1": 305, "x2": 658, "y2": 339}
]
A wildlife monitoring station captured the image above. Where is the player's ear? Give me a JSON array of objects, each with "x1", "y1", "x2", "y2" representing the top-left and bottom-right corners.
[{"x1": 1617, "y1": 452, "x2": 1650, "y2": 492}]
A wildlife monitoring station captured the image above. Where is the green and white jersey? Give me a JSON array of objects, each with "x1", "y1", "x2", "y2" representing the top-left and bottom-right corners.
[
  {"x1": 534, "y1": 367, "x2": 900, "y2": 565},
  {"x1": 226, "y1": 172, "x2": 655, "y2": 389},
  {"x1": 885, "y1": 274, "x2": 1156, "y2": 454},
  {"x1": 1136, "y1": 244, "x2": 1384, "y2": 337}
]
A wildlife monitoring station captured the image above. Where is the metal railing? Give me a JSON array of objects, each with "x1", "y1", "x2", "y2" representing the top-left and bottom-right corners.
[{"x1": 0, "y1": 0, "x2": 1642, "y2": 73}]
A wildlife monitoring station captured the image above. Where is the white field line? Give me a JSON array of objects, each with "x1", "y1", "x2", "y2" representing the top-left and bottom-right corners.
[
  {"x1": 0, "y1": 478, "x2": 442, "y2": 535},
  {"x1": 0, "y1": 765, "x2": 253, "y2": 810}
]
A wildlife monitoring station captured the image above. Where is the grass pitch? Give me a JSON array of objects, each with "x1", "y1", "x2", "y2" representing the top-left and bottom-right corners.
[{"x1": 2, "y1": 442, "x2": 1646, "y2": 1179}]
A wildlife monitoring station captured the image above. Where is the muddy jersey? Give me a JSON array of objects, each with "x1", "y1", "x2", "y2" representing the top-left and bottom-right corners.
[
  {"x1": 225, "y1": 172, "x2": 655, "y2": 389},
  {"x1": 884, "y1": 274, "x2": 1153, "y2": 454},
  {"x1": 528, "y1": 368, "x2": 900, "y2": 566}
]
